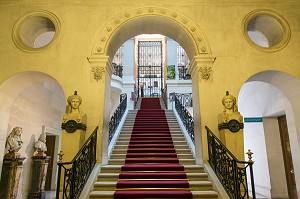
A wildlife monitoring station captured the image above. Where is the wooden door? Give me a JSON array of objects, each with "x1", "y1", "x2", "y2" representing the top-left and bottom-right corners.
[
  {"x1": 278, "y1": 115, "x2": 298, "y2": 199},
  {"x1": 45, "y1": 135, "x2": 56, "y2": 191}
]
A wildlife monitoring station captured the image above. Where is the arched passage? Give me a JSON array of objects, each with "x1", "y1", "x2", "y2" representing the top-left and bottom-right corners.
[
  {"x1": 0, "y1": 71, "x2": 66, "y2": 194},
  {"x1": 88, "y1": 7, "x2": 215, "y2": 165},
  {"x1": 238, "y1": 70, "x2": 300, "y2": 198}
]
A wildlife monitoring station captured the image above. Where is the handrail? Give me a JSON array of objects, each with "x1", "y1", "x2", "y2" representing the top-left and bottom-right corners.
[
  {"x1": 174, "y1": 93, "x2": 194, "y2": 142},
  {"x1": 161, "y1": 88, "x2": 168, "y2": 109},
  {"x1": 109, "y1": 93, "x2": 127, "y2": 144},
  {"x1": 205, "y1": 126, "x2": 256, "y2": 199},
  {"x1": 112, "y1": 63, "x2": 123, "y2": 78},
  {"x1": 56, "y1": 126, "x2": 98, "y2": 199}
]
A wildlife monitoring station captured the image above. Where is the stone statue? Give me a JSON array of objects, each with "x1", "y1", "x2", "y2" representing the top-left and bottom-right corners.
[
  {"x1": 62, "y1": 91, "x2": 87, "y2": 124},
  {"x1": 33, "y1": 133, "x2": 47, "y2": 156},
  {"x1": 218, "y1": 91, "x2": 245, "y2": 160},
  {"x1": 5, "y1": 126, "x2": 23, "y2": 153},
  {"x1": 62, "y1": 91, "x2": 87, "y2": 134},
  {"x1": 218, "y1": 91, "x2": 243, "y2": 124}
]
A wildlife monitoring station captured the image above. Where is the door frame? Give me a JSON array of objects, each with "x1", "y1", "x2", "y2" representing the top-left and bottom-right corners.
[
  {"x1": 42, "y1": 125, "x2": 61, "y2": 190},
  {"x1": 278, "y1": 115, "x2": 298, "y2": 199}
]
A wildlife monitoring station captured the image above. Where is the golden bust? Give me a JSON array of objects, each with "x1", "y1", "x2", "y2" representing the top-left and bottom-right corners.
[
  {"x1": 62, "y1": 91, "x2": 87, "y2": 124},
  {"x1": 218, "y1": 91, "x2": 243, "y2": 124}
]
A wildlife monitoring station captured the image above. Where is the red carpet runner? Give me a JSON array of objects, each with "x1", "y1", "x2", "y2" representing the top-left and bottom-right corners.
[{"x1": 114, "y1": 98, "x2": 192, "y2": 199}]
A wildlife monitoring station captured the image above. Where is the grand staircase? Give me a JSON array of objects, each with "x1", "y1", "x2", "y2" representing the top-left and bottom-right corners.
[{"x1": 89, "y1": 98, "x2": 219, "y2": 199}]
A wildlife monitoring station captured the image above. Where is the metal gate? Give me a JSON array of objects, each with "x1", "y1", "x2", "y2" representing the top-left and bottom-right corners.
[{"x1": 137, "y1": 41, "x2": 163, "y2": 97}]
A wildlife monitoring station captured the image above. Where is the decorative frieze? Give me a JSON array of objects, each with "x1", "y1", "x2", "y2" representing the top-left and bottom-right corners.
[{"x1": 91, "y1": 7, "x2": 211, "y2": 56}]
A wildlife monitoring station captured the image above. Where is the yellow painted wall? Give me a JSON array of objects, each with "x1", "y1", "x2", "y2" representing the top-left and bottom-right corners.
[{"x1": 1, "y1": 0, "x2": 300, "y2": 163}]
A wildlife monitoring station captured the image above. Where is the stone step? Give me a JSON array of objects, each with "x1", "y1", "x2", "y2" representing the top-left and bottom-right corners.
[
  {"x1": 115, "y1": 140, "x2": 188, "y2": 145},
  {"x1": 111, "y1": 149, "x2": 193, "y2": 156},
  {"x1": 89, "y1": 109, "x2": 219, "y2": 199},
  {"x1": 99, "y1": 164, "x2": 205, "y2": 174},
  {"x1": 109, "y1": 153, "x2": 194, "y2": 160},
  {"x1": 89, "y1": 190, "x2": 218, "y2": 199},
  {"x1": 91, "y1": 180, "x2": 214, "y2": 192},
  {"x1": 108, "y1": 158, "x2": 196, "y2": 165},
  {"x1": 97, "y1": 172, "x2": 209, "y2": 182}
]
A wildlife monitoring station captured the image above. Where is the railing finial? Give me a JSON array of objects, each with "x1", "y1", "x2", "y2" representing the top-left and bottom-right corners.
[
  {"x1": 246, "y1": 149, "x2": 253, "y2": 162},
  {"x1": 58, "y1": 150, "x2": 64, "y2": 162}
]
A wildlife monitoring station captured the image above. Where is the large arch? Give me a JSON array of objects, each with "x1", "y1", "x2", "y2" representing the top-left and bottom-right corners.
[
  {"x1": 88, "y1": 7, "x2": 215, "y2": 165},
  {"x1": 238, "y1": 70, "x2": 300, "y2": 198},
  {"x1": 91, "y1": 6, "x2": 211, "y2": 59}
]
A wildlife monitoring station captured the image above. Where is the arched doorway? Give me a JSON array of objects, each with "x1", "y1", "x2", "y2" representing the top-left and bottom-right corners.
[
  {"x1": 0, "y1": 71, "x2": 65, "y2": 195},
  {"x1": 239, "y1": 70, "x2": 300, "y2": 198},
  {"x1": 89, "y1": 7, "x2": 214, "y2": 165}
]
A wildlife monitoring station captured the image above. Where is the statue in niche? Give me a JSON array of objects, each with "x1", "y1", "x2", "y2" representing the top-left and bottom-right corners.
[
  {"x1": 5, "y1": 126, "x2": 23, "y2": 155},
  {"x1": 62, "y1": 91, "x2": 87, "y2": 133},
  {"x1": 218, "y1": 91, "x2": 243, "y2": 133},
  {"x1": 33, "y1": 133, "x2": 47, "y2": 156}
]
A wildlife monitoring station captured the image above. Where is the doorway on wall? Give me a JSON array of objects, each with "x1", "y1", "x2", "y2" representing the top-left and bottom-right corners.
[
  {"x1": 278, "y1": 115, "x2": 298, "y2": 199},
  {"x1": 137, "y1": 39, "x2": 164, "y2": 97},
  {"x1": 45, "y1": 135, "x2": 56, "y2": 191}
]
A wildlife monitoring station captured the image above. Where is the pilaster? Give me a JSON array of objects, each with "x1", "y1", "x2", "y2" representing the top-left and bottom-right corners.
[
  {"x1": 87, "y1": 55, "x2": 112, "y2": 165},
  {"x1": 188, "y1": 55, "x2": 216, "y2": 163}
]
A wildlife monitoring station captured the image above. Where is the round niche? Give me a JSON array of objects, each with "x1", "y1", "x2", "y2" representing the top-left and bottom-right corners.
[
  {"x1": 243, "y1": 10, "x2": 291, "y2": 52},
  {"x1": 12, "y1": 10, "x2": 60, "y2": 52}
]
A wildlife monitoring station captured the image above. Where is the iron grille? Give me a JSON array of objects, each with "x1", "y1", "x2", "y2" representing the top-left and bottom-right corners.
[{"x1": 137, "y1": 41, "x2": 163, "y2": 97}]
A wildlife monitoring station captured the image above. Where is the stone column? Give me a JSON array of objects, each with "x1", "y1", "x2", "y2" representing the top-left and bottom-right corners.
[
  {"x1": 188, "y1": 55, "x2": 216, "y2": 164},
  {"x1": 0, "y1": 152, "x2": 26, "y2": 199},
  {"x1": 88, "y1": 55, "x2": 113, "y2": 165},
  {"x1": 28, "y1": 155, "x2": 50, "y2": 199}
]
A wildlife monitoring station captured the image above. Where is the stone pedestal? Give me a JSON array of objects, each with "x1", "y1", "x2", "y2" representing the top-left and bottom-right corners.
[
  {"x1": 0, "y1": 153, "x2": 26, "y2": 199},
  {"x1": 28, "y1": 155, "x2": 50, "y2": 199},
  {"x1": 61, "y1": 121, "x2": 86, "y2": 162},
  {"x1": 219, "y1": 127, "x2": 245, "y2": 160}
]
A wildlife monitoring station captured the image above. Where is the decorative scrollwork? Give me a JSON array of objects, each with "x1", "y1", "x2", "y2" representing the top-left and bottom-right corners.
[
  {"x1": 206, "y1": 126, "x2": 256, "y2": 199},
  {"x1": 199, "y1": 66, "x2": 212, "y2": 80},
  {"x1": 109, "y1": 93, "x2": 127, "y2": 144},
  {"x1": 174, "y1": 93, "x2": 194, "y2": 143},
  {"x1": 91, "y1": 67, "x2": 105, "y2": 82},
  {"x1": 56, "y1": 127, "x2": 98, "y2": 199}
]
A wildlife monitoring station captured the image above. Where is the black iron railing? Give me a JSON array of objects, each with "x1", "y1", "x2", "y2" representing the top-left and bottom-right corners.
[
  {"x1": 178, "y1": 65, "x2": 191, "y2": 80},
  {"x1": 175, "y1": 93, "x2": 192, "y2": 107},
  {"x1": 56, "y1": 127, "x2": 98, "y2": 199},
  {"x1": 206, "y1": 126, "x2": 256, "y2": 199},
  {"x1": 161, "y1": 88, "x2": 168, "y2": 109},
  {"x1": 174, "y1": 93, "x2": 194, "y2": 142},
  {"x1": 109, "y1": 93, "x2": 127, "y2": 143},
  {"x1": 112, "y1": 63, "x2": 123, "y2": 78}
]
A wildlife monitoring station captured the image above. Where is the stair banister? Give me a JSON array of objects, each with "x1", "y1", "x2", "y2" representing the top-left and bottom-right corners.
[
  {"x1": 56, "y1": 126, "x2": 98, "y2": 199},
  {"x1": 205, "y1": 126, "x2": 256, "y2": 199},
  {"x1": 109, "y1": 93, "x2": 127, "y2": 144},
  {"x1": 173, "y1": 93, "x2": 194, "y2": 142}
]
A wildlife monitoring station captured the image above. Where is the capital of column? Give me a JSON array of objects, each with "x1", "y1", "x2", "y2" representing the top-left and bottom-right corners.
[
  {"x1": 87, "y1": 55, "x2": 114, "y2": 81},
  {"x1": 188, "y1": 55, "x2": 216, "y2": 80}
]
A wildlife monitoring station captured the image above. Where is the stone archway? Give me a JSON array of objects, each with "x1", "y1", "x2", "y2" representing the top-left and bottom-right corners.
[
  {"x1": 0, "y1": 71, "x2": 65, "y2": 195},
  {"x1": 90, "y1": 7, "x2": 211, "y2": 59},
  {"x1": 88, "y1": 7, "x2": 216, "y2": 165},
  {"x1": 239, "y1": 70, "x2": 300, "y2": 198}
]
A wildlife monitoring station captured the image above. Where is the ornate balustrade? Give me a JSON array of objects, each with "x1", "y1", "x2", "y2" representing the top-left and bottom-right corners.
[
  {"x1": 109, "y1": 93, "x2": 127, "y2": 143},
  {"x1": 174, "y1": 93, "x2": 194, "y2": 142},
  {"x1": 206, "y1": 126, "x2": 256, "y2": 199},
  {"x1": 161, "y1": 88, "x2": 168, "y2": 109},
  {"x1": 178, "y1": 65, "x2": 191, "y2": 80},
  {"x1": 56, "y1": 127, "x2": 98, "y2": 199},
  {"x1": 112, "y1": 63, "x2": 123, "y2": 78}
]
